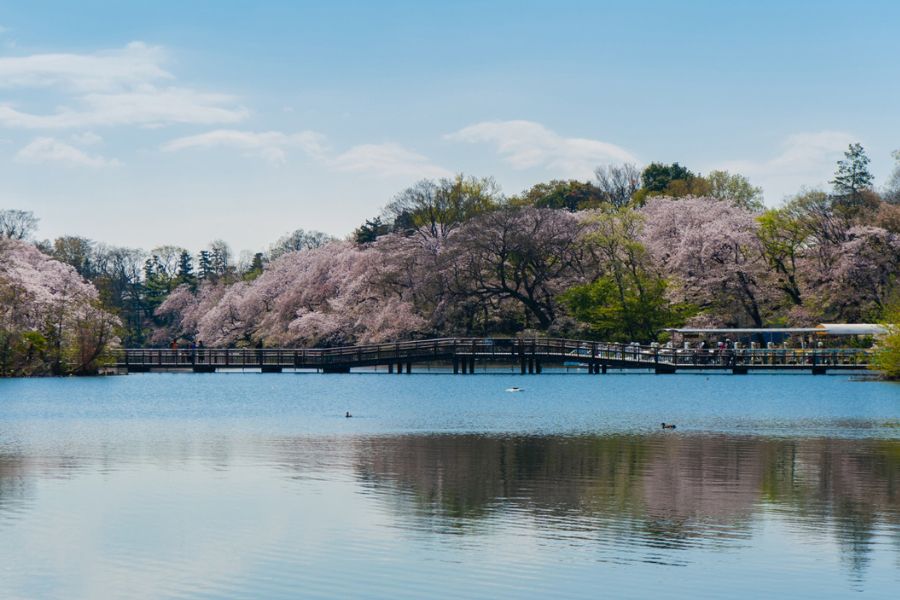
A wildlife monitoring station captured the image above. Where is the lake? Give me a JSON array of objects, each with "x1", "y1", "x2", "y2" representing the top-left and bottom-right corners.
[{"x1": 1, "y1": 373, "x2": 898, "y2": 599}]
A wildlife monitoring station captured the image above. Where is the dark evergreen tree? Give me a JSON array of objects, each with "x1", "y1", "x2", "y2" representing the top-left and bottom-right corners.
[
  {"x1": 176, "y1": 250, "x2": 196, "y2": 288},
  {"x1": 831, "y1": 143, "x2": 874, "y2": 210},
  {"x1": 198, "y1": 250, "x2": 214, "y2": 280},
  {"x1": 640, "y1": 162, "x2": 694, "y2": 193},
  {"x1": 354, "y1": 217, "x2": 390, "y2": 244}
]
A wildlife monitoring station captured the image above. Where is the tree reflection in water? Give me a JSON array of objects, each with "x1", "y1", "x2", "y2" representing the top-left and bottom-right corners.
[{"x1": 352, "y1": 434, "x2": 900, "y2": 574}]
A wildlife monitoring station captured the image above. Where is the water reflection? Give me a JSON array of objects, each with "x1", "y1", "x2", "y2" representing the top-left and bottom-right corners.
[
  {"x1": 350, "y1": 434, "x2": 900, "y2": 571},
  {"x1": 1, "y1": 433, "x2": 898, "y2": 597}
]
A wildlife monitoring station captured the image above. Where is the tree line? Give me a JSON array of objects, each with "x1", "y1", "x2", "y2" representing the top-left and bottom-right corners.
[{"x1": 2, "y1": 143, "x2": 900, "y2": 376}]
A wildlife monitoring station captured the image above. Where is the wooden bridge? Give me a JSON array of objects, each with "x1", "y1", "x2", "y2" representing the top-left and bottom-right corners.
[{"x1": 116, "y1": 338, "x2": 872, "y2": 375}]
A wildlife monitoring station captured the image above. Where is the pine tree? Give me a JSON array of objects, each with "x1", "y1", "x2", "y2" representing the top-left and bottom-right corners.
[
  {"x1": 198, "y1": 250, "x2": 214, "y2": 280},
  {"x1": 176, "y1": 250, "x2": 196, "y2": 288},
  {"x1": 830, "y1": 143, "x2": 873, "y2": 209}
]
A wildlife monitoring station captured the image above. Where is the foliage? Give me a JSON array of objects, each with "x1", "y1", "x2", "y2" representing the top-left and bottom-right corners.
[
  {"x1": 562, "y1": 207, "x2": 693, "y2": 341},
  {"x1": 872, "y1": 300, "x2": 900, "y2": 379},
  {"x1": 705, "y1": 170, "x2": 764, "y2": 212},
  {"x1": 831, "y1": 143, "x2": 874, "y2": 211},
  {"x1": 353, "y1": 217, "x2": 391, "y2": 244},
  {"x1": 640, "y1": 162, "x2": 694, "y2": 193},
  {"x1": 510, "y1": 179, "x2": 606, "y2": 212},
  {"x1": 0, "y1": 239, "x2": 119, "y2": 375},
  {"x1": 384, "y1": 175, "x2": 502, "y2": 240}
]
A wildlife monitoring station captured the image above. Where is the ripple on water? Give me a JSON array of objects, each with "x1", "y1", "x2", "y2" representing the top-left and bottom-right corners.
[{"x1": 0, "y1": 374, "x2": 898, "y2": 599}]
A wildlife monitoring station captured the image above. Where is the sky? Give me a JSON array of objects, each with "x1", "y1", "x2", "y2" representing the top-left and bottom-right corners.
[{"x1": 1, "y1": 0, "x2": 898, "y2": 255}]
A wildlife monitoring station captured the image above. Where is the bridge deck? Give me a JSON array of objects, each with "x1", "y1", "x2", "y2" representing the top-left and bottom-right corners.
[{"x1": 116, "y1": 338, "x2": 872, "y2": 374}]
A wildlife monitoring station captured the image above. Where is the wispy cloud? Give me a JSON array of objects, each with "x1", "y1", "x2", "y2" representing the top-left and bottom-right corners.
[
  {"x1": 163, "y1": 131, "x2": 449, "y2": 177},
  {"x1": 716, "y1": 131, "x2": 856, "y2": 203},
  {"x1": 15, "y1": 137, "x2": 119, "y2": 167},
  {"x1": 0, "y1": 42, "x2": 247, "y2": 129},
  {"x1": 446, "y1": 120, "x2": 637, "y2": 178},
  {"x1": 330, "y1": 143, "x2": 451, "y2": 178},
  {"x1": 162, "y1": 129, "x2": 327, "y2": 164},
  {"x1": 0, "y1": 41, "x2": 169, "y2": 91},
  {"x1": 70, "y1": 131, "x2": 103, "y2": 146}
]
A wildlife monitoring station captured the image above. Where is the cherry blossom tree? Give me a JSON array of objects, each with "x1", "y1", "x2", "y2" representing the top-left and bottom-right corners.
[
  {"x1": 0, "y1": 239, "x2": 119, "y2": 375},
  {"x1": 641, "y1": 197, "x2": 773, "y2": 327}
]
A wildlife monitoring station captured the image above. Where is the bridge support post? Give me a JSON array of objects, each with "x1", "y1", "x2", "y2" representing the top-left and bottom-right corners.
[
  {"x1": 520, "y1": 356, "x2": 527, "y2": 374},
  {"x1": 453, "y1": 358, "x2": 459, "y2": 374},
  {"x1": 535, "y1": 360, "x2": 542, "y2": 374},
  {"x1": 468, "y1": 356, "x2": 475, "y2": 374},
  {"x1": 601, "y1": 363, "x2": 607, "y2": 374},
  {"x1": 812, "y1": 366, "x2": 827, "y2": 375},
  {"x1": 406, "y1": 362, "x2": 411, "y2": 374},
  {"x1": 388, "y1": 363, "x2": 394, "y2": 374},
  {"x1": 528, "y1": 358, "x2": 534, "y2": 374},
  {"x1": 396, "y1": 361, "x2": 403, "y2": 375}
]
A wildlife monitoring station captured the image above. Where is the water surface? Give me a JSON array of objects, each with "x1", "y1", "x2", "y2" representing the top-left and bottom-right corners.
[{"x1": 1, "y1": 373, "x2": 898, "y2": 599}]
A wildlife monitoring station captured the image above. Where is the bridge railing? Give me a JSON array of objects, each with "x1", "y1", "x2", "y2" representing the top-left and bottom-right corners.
[{"x1": 116, "y1": 338, "x2": 872, "y2": 369}]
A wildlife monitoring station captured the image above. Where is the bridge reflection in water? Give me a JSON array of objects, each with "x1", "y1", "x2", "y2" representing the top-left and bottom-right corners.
[{"x1": 118, "y1": 337, "x2": 873, "y2": 375}]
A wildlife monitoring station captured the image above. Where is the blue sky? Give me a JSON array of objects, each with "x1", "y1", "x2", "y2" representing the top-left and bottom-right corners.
[{"x1": 1, "y1": 0, "x2": 898, "y2": 253}]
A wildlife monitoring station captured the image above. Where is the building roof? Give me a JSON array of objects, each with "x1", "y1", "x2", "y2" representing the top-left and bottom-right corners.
[{"x1": 666, "y1": 324, "x2": 887, "y2": 336}]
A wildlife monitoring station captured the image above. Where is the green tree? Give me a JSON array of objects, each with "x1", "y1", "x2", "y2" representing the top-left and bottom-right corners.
[
  {"x1": 353, "y1": 217, "x2": 391, "y2": 244},
  {"x1": 640, "y1": 162, "x2": 694, "y2": 193},
  {"x1": 831, "y1": 143, "x2": 874, "y2": 210},
  {"x1": 756, "y1": 208, "x2": 808, "y2": 306},
  {"x1": 385, "y1": 175, "x2": 502, "y2": 239},
  {"x1": 511, "y1": 179, "x2": 605, "y2": 212},
  {"x1": 243, "y1": 252, "x2": 265, "y2": 281},
  {"x1": 706, "y1": 170, "x2": 764, "y2": 211},
  {"x1": 563, "y1": 208, "x2": 692, "y2": 341},
  {"x1": 872, "y1": 300, "x2": 900, "y2": 379},
  {"x1": 198, "y1": 250, "x2": 213, "y2": 280},
  {"x1": 176, "y1": 250, "x2": 196, "y2": 288}
]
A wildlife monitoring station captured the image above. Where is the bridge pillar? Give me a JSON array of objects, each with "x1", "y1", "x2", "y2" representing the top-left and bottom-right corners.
[
  {"x1": 528, "y1": 358, "x2": 534, "y2": 374},
  {"x1": 812, "y1": 366, "x2": 827, "y2": 375},
  {"x1": 520, "y1": 357, "x2": 527, "y2": 374},
  {"x1": 453, "y1": 358, "x2": 459, "y2": 374},
  {"x1": 601, "y1": 363, "x2": 607, "y2": 374},
  {"x1": 406, "y1": 362, "x2": 411, "y2": 374},
  {"x1": 396, "y1": 361, "x2": 403, "y2": 375},
  {"x1": 469, "y1": 356, "x2": 475, "y2": 373},
  {"x1": 388, "y1": 363, "x2": 394, "y2": 374},
  {"x1": 535, "y1": 360, "x2": 542, "y2": 374}
]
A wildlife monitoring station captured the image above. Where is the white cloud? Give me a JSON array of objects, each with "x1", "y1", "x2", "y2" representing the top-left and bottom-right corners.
[
  {"x1": 0, "y1": 88, "x2": 248, "y2": 129},
  {"x1": 162, "y1": 130, "x2": 448, "y2": 177},
  {"x1": 446, "y1": 120, "x2": 637, "y2": 178},
  {"x1": 716, "y1": 131, "x2": 856, "y2": 203},
  {"x1": 0, "y1": 42, "x2": 247, "y2": 129},
  {"x1": 330, "y1": 143, "x2": 452, "y2": 178},
  {"x1": 70, "y1": 131, "x2": 103, "y2": 146},
  {"x1": 15, "y1": 137, "x2": 119, "y2": 167},
  {"x1": 162, "y1": 129, "x2": 327, "y2": 164},
  {"x1": 0, "y1": 41, "x2": 169, "y2": 92}
]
